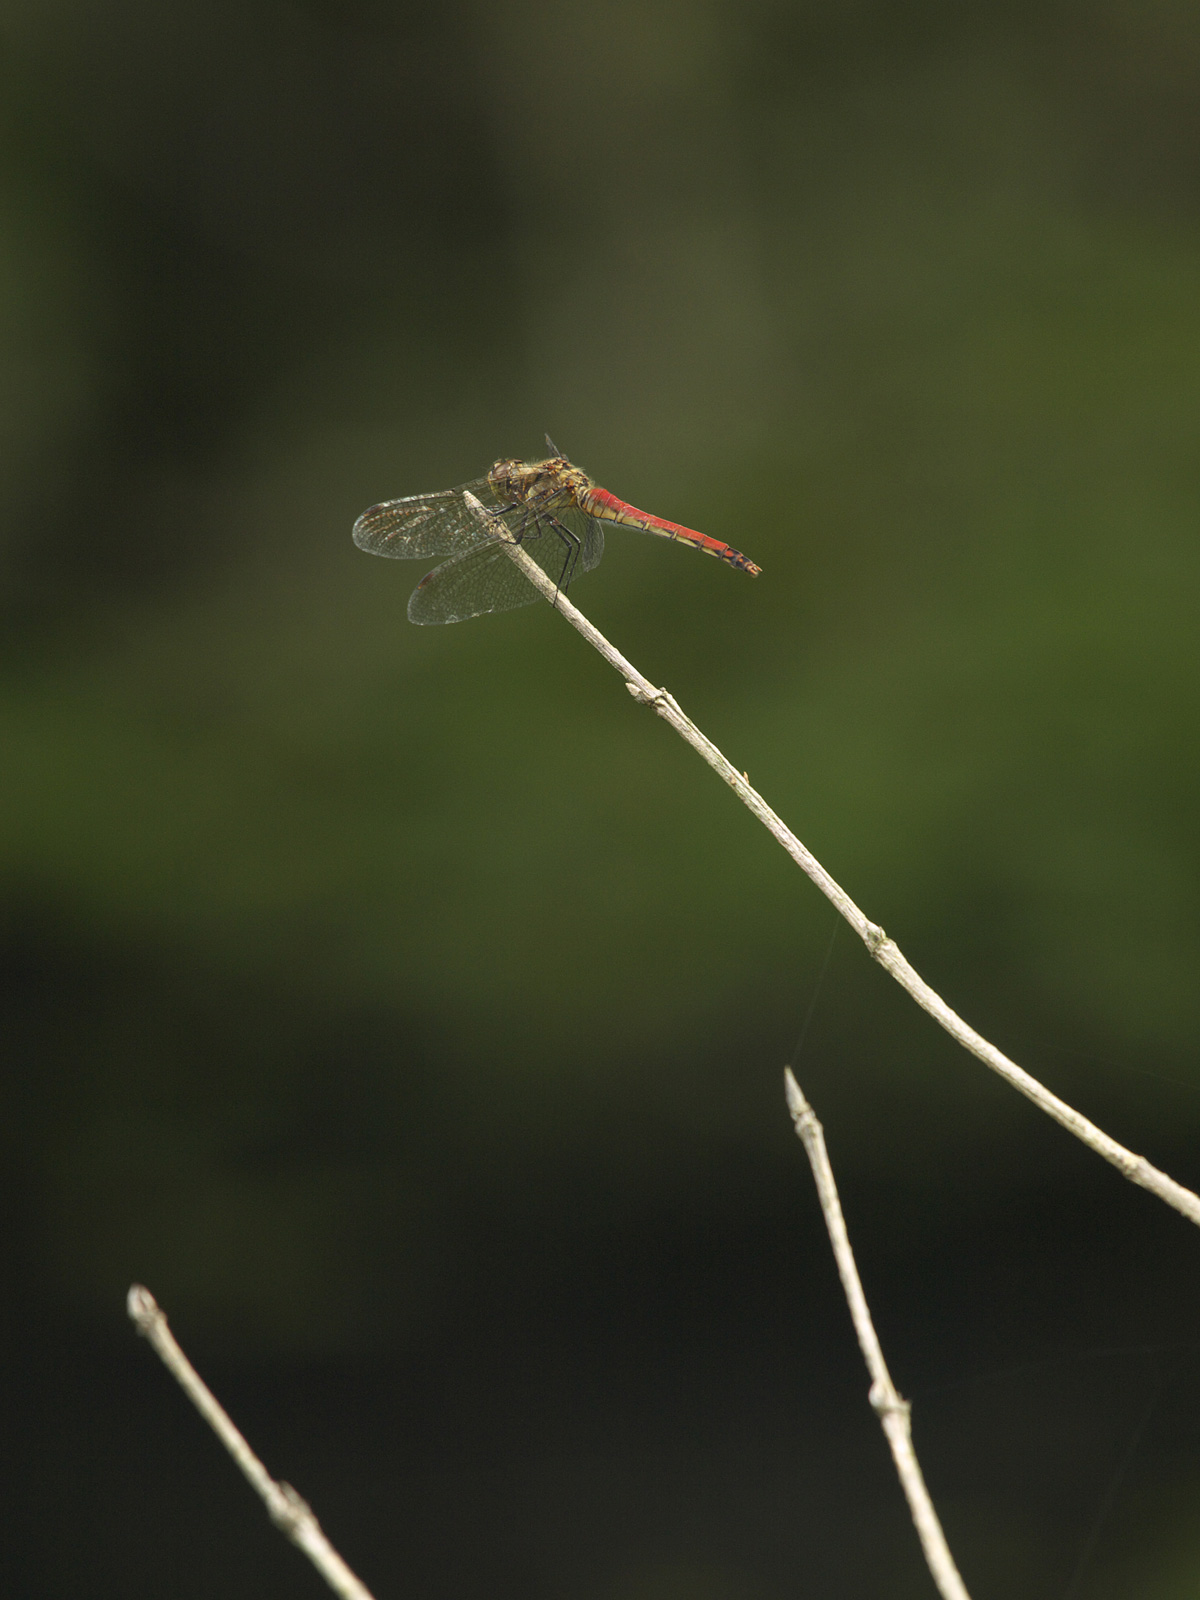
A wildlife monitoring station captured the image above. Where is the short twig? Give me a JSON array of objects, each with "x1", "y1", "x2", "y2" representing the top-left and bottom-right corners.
[
  {"x1": 126, "y1": 1286, "x2": 376, "y2": 1600},
  {"x1": 784, "y1": 1070, "x2": 972, "y2": 1600},
  {"x1": 464, "y1": 491, "x2": 1200, "y2": 1231}
]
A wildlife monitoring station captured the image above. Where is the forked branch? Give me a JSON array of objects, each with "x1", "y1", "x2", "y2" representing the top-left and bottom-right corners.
[
  {"x1": 784, "y1": 1069, "x2": 972, "y2": 1600},
  {"x1": 464, "y1": 492, "x2": 1200, "y2": 1230}
]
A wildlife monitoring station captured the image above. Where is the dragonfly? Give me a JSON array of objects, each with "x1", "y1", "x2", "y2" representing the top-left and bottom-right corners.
[{"x1": 352, "y1": 437, "x2": 761, "y2": 624}]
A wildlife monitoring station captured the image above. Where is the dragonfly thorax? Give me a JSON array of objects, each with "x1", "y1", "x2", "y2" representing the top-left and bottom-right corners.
[{"x1": 487, "y1": 455, "x2": 593, "y2": 513}]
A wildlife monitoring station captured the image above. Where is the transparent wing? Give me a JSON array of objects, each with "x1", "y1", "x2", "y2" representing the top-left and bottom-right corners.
[
  {"x1": 352, "y1": 478, "x2": 496, "y2": 560},
  {"x1": 408, "y1": 511, "x2": 605, "y2": 625}
]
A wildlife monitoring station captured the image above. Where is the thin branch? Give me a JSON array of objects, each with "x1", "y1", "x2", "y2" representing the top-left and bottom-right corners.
[
  {"x1": 465, "y1": 493, "x2": 1200, "y2": 1231},
  {"x1": 126, "y1": 1286, "x2": 377, "y2": 1600},
  {"x1": 783, "y1": 1069, "x2": 972, "y2": 1600}
]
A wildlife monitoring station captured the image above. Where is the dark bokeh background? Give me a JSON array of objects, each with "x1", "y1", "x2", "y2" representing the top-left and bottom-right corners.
[{"x1": 3, "y1": 1, "x2": 1200, "y2": 1595}]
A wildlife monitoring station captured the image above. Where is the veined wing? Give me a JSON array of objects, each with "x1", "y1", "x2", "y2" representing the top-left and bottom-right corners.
[
  {"x1": 409, "y1": 509, "x2": 605, "y2": 625},
  {"x1": 352, "y1": 479, "x2": 498, "y2": 560}
]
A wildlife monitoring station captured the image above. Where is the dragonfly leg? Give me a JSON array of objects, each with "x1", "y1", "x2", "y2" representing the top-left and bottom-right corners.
[
  {"x1": 543, "y1": 513, "x2": 582, "y2": 598},
  {"x1": 485, "y1": 498, "x2": 521, "y2": 524},
  {"x1": 514, "y1": 509, "x2": 581, "y2": 601}
]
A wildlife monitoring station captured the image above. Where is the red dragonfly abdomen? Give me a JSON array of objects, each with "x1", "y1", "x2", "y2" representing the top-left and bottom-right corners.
[{"x1": 580, "y1": 485, "x2": 761, "y2": 576}]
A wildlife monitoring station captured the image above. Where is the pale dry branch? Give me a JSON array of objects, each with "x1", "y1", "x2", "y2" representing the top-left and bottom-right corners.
[
  {"x1": 126, "y1": 1286, "x2": 376, "y2": 1600},
  {"x1": 783, "y1": 1069, "x2": 972, "y2": 1600},
  {"x1": 463, "y1": 492, "x2": 1200, "y2": 1231}
]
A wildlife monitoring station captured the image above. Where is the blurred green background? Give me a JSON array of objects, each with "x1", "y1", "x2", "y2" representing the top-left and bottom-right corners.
[{"x1": 4, "y1": 1, "x2": 1200, "y2": 1595}]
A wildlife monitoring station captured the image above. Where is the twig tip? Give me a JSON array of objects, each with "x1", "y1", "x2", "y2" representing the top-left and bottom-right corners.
[{"x1": 126, "y1": 1283, "x2": 161, "y2": 1331}]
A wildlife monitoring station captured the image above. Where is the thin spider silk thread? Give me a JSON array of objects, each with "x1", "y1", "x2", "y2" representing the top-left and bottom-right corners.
[
  {"x1": 787, "y1": 917, "x2": 839, "y2": 1069},
  {"x1": 1060, "y1": 1344, "x2": 1198, "y2": 1600}
]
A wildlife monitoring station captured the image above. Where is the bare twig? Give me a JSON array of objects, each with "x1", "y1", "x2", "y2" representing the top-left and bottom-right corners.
[
  {"x1": 464, "y1": 492, "x2": 1200, "y2": 1230},
  {"x1": 126, "y1": 1286, "x2": 376, "y2": 1600},
  {"x1": 783, "y1": 1069, "x2": 972, "y2": 1600}
]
